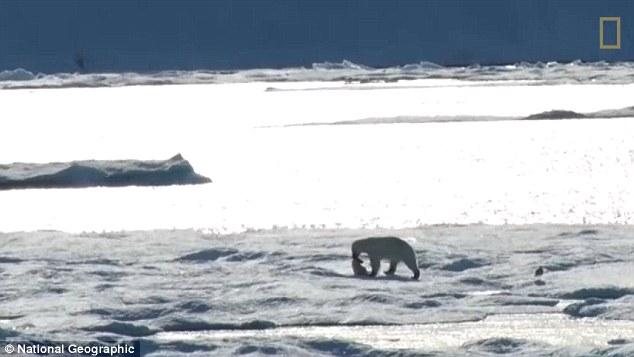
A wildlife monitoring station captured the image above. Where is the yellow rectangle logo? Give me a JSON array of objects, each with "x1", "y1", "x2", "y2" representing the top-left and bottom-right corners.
[{"x1": 600, "y1": 16, "x2": 621, "y2": 49}]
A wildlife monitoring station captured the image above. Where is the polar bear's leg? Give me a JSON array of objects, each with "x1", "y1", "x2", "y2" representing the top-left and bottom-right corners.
[
  {"x1": 385, "y1": 260, "x2": 398, "y2": 275},
  {"x1": 369, "y1": 257, "x2": 381, "y2": 277}
]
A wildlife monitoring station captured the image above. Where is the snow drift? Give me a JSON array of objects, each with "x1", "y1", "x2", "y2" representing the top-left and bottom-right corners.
[{"x1": 0, "y1": 154, "x2": 210, "y2": 190}]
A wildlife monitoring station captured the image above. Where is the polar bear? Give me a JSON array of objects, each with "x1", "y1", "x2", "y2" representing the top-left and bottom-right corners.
[{"x1": 351, "y1": 236, "x2": 420, "y2": 280}]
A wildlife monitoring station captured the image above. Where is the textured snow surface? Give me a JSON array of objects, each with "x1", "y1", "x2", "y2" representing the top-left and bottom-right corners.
[{"x1": 1, "y1": 226, "x2": 634, "y2": 356}]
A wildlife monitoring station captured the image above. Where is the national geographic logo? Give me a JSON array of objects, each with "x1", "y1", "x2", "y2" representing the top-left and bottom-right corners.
[
  {"x1": 600, "y1": 16, "x2": 621, "y2": 49},
  {"x1": 1, "y1": 341, "x2": 140, "y2": 356}
]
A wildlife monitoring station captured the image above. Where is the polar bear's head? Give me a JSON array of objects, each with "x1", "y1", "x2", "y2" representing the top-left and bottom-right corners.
[{"x1": 352, "y1": 258, "x2": 369, "y2": 276}]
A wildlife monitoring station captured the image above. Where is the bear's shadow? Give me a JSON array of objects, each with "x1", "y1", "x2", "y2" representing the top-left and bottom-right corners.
[{"x1": 346, "y1": 274, "x2": 417, "y2": 282}]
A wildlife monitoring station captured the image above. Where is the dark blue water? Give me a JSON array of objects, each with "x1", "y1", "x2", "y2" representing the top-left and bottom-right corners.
[{"x1": 0, "y1": 0, "x2": 632, "y2": 73}]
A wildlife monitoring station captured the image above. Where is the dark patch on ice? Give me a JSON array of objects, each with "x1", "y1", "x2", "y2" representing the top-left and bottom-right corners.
[
  {"x1": 300, "y1": 338, "x2": 425, "y2": 357},
  {"x1": 79, "y1": 308, "x2": 121, "y2": 318},
  {"x1": 176, "y1": 248, "x2": 238, "y2": 262},
  {"x1": 534, "y1": 266, "x2": 544, "y2": 277},
  {"x1": 46, "y1": 287, "x2": 67, "y2": 294},
  {"x1": 560, "y1": 287, "x2": 634, "y2": 300},
  {"x1": 523, "y1": 110, "x2": 586, "y2": 120},
  {"x1": 95, "y1": 283, "x2": 116, "y2": 291},
  {"x1": 404, "y1": 300, "x2": 442, "y2": 309},
  {"x1": 81, "y1": 307, "x2": 167, "y2": 321},
  {"x1": 67, "y1": 258, "x2": 121, "y2": 266},
  {"x1": 422, "y1": 292, "x2": 468, "y2": 299},
  {"x1": 124, "y1": 296, "x2": 171, "y2": 305},
  {"x1": 459, "y1": 277, "x2": 492, "y2": 286},
  {"x1": 176, "y1": 300, "x2": 213, "y2": 313},
  {"x1": 83, "y1": 321, "x2": 157, "y2": 337},
  {"x1": 608, "y1": 339, "x2": 630, "y2": 345},
  {"x1": 350, "y1": 293, "x2": 395, "y2": 304},
  {"x1": 563, "y1": 298, "x2": 607, "y2": 318},
  {"x1": 227, "y1": 281, "x2": 263, "y2": 290},
  {"x1": 160, "y1": 341, "x2": 217, "y2": 353},
  {"x1": 88, "y1": 270, "x2": 128, "y2": 281},
  {"x1": 301, "y1": 339, "x2": 366, "y2": 356},
  {"x1": 324, "y1": 283, "x2": 355, "y2": 290},
  {"x1": 464, "y1": 337, "x2": 531, "y2": 354},
  {"x1": 0, "y1": 314, "x2": 24, "y2": 320},
  {"x1": 256, "y1": 296, "x2": 303, "y2": 307},
  {"x1": 514, "y1": 249, "x2": 547, "y2": 254},
  {"x1": 534, "y1": 279, "x2": 546, "y2": 286},
  {"x1": 564, "y1": 304, "x2": 607, "y2": 318},
  {"x1": 0, "y1": 256, "x2": 23, "y2": 263},
  {"x1": 0, "y1": 154, "x2": 211, "y2": 190},
  {"x1": 235, "y1": 344, "x2": 283, "y2": 355},
  {"x1": 541, "y1": 262, "x2": 577, "y2": 272},
  {"x1": 225, "y1": 251, "x2": 266, "y2": 262},
  {"x1": 441, "y1": 258, "x2": 488, "y2": 272},
  {"x1": 161, "y1": 318, "x2": 276, "y2": 332},
  {"x1": 160, "y1": 319, "x2": 220, "y2": 332},
  {"x1": 578, "y1": 229, "x2": 599, "y2": 235},
  {"x1": 91, "y1": 336, "x2": 119, "y2": 346}
]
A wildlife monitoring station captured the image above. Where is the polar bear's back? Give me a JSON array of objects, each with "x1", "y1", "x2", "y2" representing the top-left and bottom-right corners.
[{"x1": 352, "y1": 236, "x2": 416, "y2": 261}]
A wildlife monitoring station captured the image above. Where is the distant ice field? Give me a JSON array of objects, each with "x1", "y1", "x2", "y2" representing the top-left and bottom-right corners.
[
  {"x1": 1, "y1": 78, "x2": 634, "y2": 232},
  {"x1": 2, "y1": 60, "x2": 634, "y2": 89}
]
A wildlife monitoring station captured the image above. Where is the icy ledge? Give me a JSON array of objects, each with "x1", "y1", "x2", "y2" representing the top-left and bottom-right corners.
[{"x1": 0, "y1": 154, "x2": 211, "y2": 190}]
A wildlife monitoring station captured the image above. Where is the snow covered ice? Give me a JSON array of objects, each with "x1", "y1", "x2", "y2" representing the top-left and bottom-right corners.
[
  {"x1": 2, "y1": 63, "x2": 634, "y2": 355},
  {"x1": 3, "y1": 226, "x2": 634, "y2": 356},
  {"x1": 0, "y1": 154, "x2": 210, "y2": 190}
]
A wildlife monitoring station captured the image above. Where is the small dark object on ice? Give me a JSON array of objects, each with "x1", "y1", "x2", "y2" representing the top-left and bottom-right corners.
[{"x1": 534, "y1": 266, "x2": 544, "y2": 277}]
